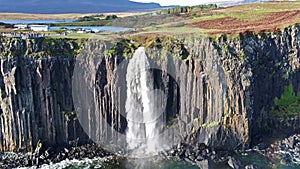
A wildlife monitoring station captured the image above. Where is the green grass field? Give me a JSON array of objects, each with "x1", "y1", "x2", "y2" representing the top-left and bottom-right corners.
[
  {"x1": 6, "y1": 1, "x2": 299, "y2": 40},
  {"x1": 219, "y1": 2, "x2": 300, "y2": 20},
  {"x1": 166, "y1": 2, "x2": 300, "y2": 35},
  {"x1": 49, "y1": 33, "x2": 93, "y2": 39}
]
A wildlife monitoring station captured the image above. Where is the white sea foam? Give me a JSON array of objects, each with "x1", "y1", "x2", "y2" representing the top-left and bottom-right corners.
[{"x1": 15, "y1": 157, "x2": 107, "y2": 169}]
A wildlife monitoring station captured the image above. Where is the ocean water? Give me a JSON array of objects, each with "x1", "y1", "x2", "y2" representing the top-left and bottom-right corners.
[
  {"x1": 0, "y1": 20, "x2": 75, "y2": 24},
  {"x1": 14, "y1": 151, "x2": 300, "y2": 169},
  {"x1": 234, "y1": 151, "x2": 300, "y2": 169},
  {"x1": 0, "y1": 20, "x2": 132, "y2": 32},
  {"x1": 49, "y1": 26, "x2": 131, "y2": 32},
  {"x1": 17, "y1": 157, "x2": 199, "y2": 169}
]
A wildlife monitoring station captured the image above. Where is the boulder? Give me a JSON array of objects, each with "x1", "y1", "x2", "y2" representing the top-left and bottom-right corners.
[
  {"x1": 196, "y1": 159, "x2": 211, "y2": 169},
  {"x1": 228, "y1": 157, "x2": 242, "y2": 169}
]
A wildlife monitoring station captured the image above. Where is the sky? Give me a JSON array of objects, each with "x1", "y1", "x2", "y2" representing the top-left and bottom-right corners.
[{"x1": 130, "y1": 0, "x2": 241, "y2": 6}]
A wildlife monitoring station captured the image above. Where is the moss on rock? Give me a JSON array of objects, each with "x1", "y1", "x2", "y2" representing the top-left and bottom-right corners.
[{"x1": 270, "y1": 84, "x2": 300, "y2": 116}]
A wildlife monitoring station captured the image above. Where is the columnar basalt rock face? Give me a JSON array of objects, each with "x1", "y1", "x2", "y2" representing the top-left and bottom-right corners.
[
  {"x1": 0, "y1": 24, "x2": 299, "y2": 152},
  {"x1": 164, "y1": 38, "x2": 251, "y2": 150},
  {"x1": 0, "y1": 56, "x2": 92, "y2": 151},
  {"x1": 251, "y1": 25, "x2": 300, "y2": 141},
  {"x1": 0, "y1": 38, "x2": 89, "y2": 151},
  {"x1": 215, "y1": 24, "x2": 300, "y2": 145}
]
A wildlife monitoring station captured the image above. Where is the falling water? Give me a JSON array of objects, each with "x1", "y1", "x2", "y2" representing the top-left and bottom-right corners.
[{"x1": 125, "y1": 47, "x2": 165, "y2": 157}]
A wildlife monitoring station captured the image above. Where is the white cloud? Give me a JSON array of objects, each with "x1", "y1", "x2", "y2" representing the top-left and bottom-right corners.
[{"x1": 130, "y1": 0, "x2": 241, "y2": 6}]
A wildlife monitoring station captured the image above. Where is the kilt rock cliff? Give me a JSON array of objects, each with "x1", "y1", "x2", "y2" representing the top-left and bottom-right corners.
[{"x1": 0, "y1": 24, "x2": 299, "y2": 157}]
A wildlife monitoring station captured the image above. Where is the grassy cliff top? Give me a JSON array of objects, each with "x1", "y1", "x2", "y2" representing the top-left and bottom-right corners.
[
  {"x1": 33, "y1": 2, "x2": 300, "y2": 51},
  {"x1": 189, "y1": 2, "x2": 300, "y2": 35},
  {"x1": 124, "y1": 2, "x2": 300, "y2": 38},
  {"x1": 1, "y1": 2, "x2": 298, "y2": 42}
]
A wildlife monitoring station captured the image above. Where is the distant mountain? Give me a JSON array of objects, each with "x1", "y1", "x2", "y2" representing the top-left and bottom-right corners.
[
  {"x1": 0, "y1": 0, "x2": 285, "y2": 14},
  {"x1": 0, "y1": 0, "x2": 161, "y2": 13},
  {"x1": 237, "y1": 0, "x2": 271, "y2": 4}
]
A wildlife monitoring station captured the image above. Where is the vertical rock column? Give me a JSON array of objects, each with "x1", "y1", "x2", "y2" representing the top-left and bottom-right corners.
[{"x1": 0, "y1": 56, "x2": 87, "y2": 151}]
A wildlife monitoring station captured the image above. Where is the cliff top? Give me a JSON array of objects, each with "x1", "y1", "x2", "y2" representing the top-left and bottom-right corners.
[
  {"x1": 189, "y1": 2, "x2": 300, "y2": 35},
  {"x1": 124, "y1": 2, "x2": 300, "y2": 38},
  {"x1": 43, "y1": 2, "x2": 300, "y2": 41},
  {"x1": 0, "y1": 2, "x2": 299, "y2": 48}
]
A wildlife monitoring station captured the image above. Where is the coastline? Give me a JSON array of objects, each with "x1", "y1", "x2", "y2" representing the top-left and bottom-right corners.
[
  {"x1": 0, "y1": 12, "x2": 146, "y2": 20},
  {"x1": 1, "y1": 134, "x2": 299, "y2": 168}
]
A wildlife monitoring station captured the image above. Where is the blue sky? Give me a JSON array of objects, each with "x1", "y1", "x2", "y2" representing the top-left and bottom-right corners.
[{"x1": 130, "y1": 0, "x2": 241, "y2": 6}]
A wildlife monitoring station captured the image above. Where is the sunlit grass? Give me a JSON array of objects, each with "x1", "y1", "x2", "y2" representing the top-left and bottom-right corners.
[
  {"x1": 187, "y1": 1, "x2": 300, "y2": 22},
  {"x1": 25, "y1": 1, "x2": 300, "y2": 39},
  {"x1": 49, "y1": 33, "x2": 93, "y2": 39},
  {"x1": 188, "y1": 13, "x2": 226, "y2": 22},
  {"x1": 220, "y1": 2, "x2": 300, "y2": 20}
]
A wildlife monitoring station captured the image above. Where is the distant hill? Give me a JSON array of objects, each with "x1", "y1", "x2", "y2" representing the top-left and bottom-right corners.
[
  {"x1": 0, "y1": 0, "x2": 161, "y2": 13},
  {"x1": 221, "y1": 0, "x2": 298, "y2": 6},
  {"x1": 219, "y1": 0, "x2": 269, "y2": 6},
  {"x1": 0, "y1": 0, "x2": 286, "y2": 14}
]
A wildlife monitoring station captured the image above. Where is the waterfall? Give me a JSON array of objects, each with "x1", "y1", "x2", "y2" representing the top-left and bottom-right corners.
[{"x1": 125, "y1": 47, "x2": 165, "y2": 157}]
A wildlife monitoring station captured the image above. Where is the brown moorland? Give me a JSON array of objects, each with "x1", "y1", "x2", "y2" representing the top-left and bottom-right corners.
[
  {"x1": 191, "y1": 10, "x2": 300, "y2": 34},
  {"x1": 189, "y1": 2, "x2": 300, "y2": 35}
]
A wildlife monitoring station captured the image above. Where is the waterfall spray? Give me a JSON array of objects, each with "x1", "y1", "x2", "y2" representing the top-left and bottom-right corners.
[{"x1": 125, "y1": 47, "x2": 166, "y2": 157}]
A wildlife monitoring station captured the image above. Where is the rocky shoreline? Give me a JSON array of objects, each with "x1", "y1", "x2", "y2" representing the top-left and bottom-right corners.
[
  {"x1": 164, "y1": 141, "x2": 228, "y2": 168},
  {"x1": 164, "y1": 141, "x2": 259, "y2": 169},
  {"x1": 164, "y1": 134, "x2": 300, "y2": 169},
  {"x1": 262, "y1": 134, "x2": 300, "y2": 166},
  {"x1": 1, "y1": 134, "x2": 300, "y2": 168},
  {"x1": 0, "y1": 144, "x2": 123, "y2": 169}
]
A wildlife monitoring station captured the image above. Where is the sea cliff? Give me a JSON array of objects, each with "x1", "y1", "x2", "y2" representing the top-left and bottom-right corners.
[{"x1": 0, "y1": 24, "x2": 299, "y2": 154}]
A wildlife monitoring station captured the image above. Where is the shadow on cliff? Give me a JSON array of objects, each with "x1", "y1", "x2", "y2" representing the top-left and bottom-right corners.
[{"x1": 239, "y1": 30, "x2": 300, "y2": 146}]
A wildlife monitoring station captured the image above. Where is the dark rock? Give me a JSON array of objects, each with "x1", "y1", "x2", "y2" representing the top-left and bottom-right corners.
[
  {"x1": 184, "y1": 157, "x2": 195, "y2": 165},
  {"x1": 179, "y1": 149, "x2": 186, "y2": 159},
  {"x1": 198, "y1": 143, "x2": 207, "y2": 150},
  {"x1": 177, "y1": 142, "x2": 183, "y2": 149},
  {"x1": 275, "y1": 134, "x2": 300, "y2": 166},
  {"x1": 189, "y1": 154, "x2": 196, "y2": 161},
  {"x1": 286, "y1": 137, "x2": 296, "y2": 149},
  {"x1": 23, "y1": 158, "x2": 29, "y2": 166},
  {"x1": 196, "y1": 155, "x2": 205, "y2": 161},
  {"x1": 257, "y1": 143, "x2": 267, "y2": 150},
  {"x1": 195, "y1": 150, "x2": 201, "y2": 157},
  {"x1": 161, "y1": 151, "x2": 168, "y2": 157},
  {"x1": 280, "y1": 159, "x2": 287, "y2": 165},
  {"x1": 196, "y1": 159, "x2": 210, "y2": 169},
  {"x1": 169, "y1": 149, "x2": 176, "y2": 156},
  {"x1": 228, "y1": 157, "x2": 242, "y2": 169},
  {"x1": 64, "y1": 148, "x2": 69, "y2": 153},
  {"x1": 245, "y1": 164, "x2": 260, "y2": 169},
  {"x1": 185, "y1": 148, "x2": 190, "y2": 156},
  {"x1": 201, "y1": 148, "x2": 210, "y2": 157}
]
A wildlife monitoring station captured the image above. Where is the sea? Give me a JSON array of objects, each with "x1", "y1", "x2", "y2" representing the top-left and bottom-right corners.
[
  {"x1": 0, "y1": 20, "x2": 132, "y2": 32},
  {"x1": 15, "y1": 151, "x2": 300, "y2": 169},
  {"x1": 49, "y1": 26, "x2": 131, "y2": 32},
  {"x1": 0, "y1": 20, "x2": 75, "y2": 24},
  {"x1": 16, "y1": 157, "x2": 201, "y2": 169}
]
